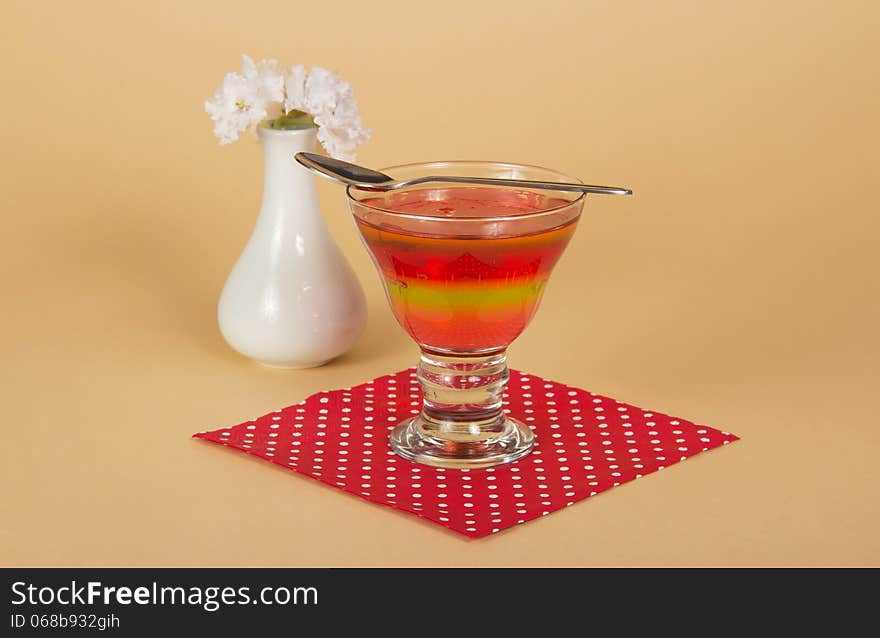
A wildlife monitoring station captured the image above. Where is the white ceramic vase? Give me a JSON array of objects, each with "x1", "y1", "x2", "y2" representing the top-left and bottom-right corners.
[{"x1": 218, "y1": 126, "x2": 367, "y2": 368}]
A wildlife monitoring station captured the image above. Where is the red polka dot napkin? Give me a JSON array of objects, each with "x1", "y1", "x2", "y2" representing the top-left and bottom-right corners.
[{"x1": 194, "y1": 368, "x2": 738, "y2": 538}]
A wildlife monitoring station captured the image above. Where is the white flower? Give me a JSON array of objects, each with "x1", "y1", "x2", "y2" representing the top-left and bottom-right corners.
[
  {"x1": 295, "y1": 66, "x2": 370, "y2": 161},
  {"x1": 244, "y1": 55, "x2": 284, "y2": 110},
  {"x1": 204, "y1": 55, "x2": 284, "y2": 145},
  {"x1": 207, "y1": 56, "x2": 370, "y2": 158},
  {"x1": 315, "y1": 108, "x2": 370, "y2": 162},
  {"x1": 283, "y1": 64, "x2": 308, "y2": 113}
]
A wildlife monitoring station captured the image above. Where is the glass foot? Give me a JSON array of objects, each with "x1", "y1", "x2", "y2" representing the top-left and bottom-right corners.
[{"x1": 389, "y1": 415, "x2": 535, "y2": 469}]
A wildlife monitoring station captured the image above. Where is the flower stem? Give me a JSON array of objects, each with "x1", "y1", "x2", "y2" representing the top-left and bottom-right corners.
[{"x1": 262, "y1": 109, "x2": 316, "y2": 130}]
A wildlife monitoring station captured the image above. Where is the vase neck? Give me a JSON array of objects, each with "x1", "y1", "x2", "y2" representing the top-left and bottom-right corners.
[{"x1": 258, "y1": 126, "x2": 320, "y2": 211}]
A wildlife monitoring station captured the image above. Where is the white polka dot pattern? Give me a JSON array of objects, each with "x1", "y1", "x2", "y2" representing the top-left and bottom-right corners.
[{"x1": 194, "y1": 368, "x2": 739, "y2": 538}]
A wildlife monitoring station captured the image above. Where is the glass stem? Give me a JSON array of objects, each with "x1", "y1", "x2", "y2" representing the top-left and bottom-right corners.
[
  {"x1": 417, "y1": 349, "x2": 509, "y2": 443},
  {"x1": 389, "y1": 349, "x2": 533, "y2": 468}
]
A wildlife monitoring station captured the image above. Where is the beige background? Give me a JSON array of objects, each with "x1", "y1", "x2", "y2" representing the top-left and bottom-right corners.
[{"x1": 1, "y1": 1, "x2": 878, "y2": 566}]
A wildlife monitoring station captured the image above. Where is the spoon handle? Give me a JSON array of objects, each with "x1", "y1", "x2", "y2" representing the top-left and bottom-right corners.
[{"x1": 404, "y1": 175, "x2": 632, "y2": 196}]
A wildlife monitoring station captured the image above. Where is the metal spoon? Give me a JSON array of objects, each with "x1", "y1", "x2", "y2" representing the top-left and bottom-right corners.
[{"x1": 294, "y1": 152, "x2": 632, "y2": 196}]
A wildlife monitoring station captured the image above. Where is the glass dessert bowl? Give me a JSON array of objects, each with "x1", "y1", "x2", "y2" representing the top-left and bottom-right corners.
[{"x1": 348, "y1": 161, "x2": 586, "y2": 469}]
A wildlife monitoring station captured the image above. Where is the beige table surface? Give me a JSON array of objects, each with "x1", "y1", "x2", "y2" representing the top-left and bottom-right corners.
[{"x1": 1, "y1": 1, "x2": 878, "y2": 567}]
